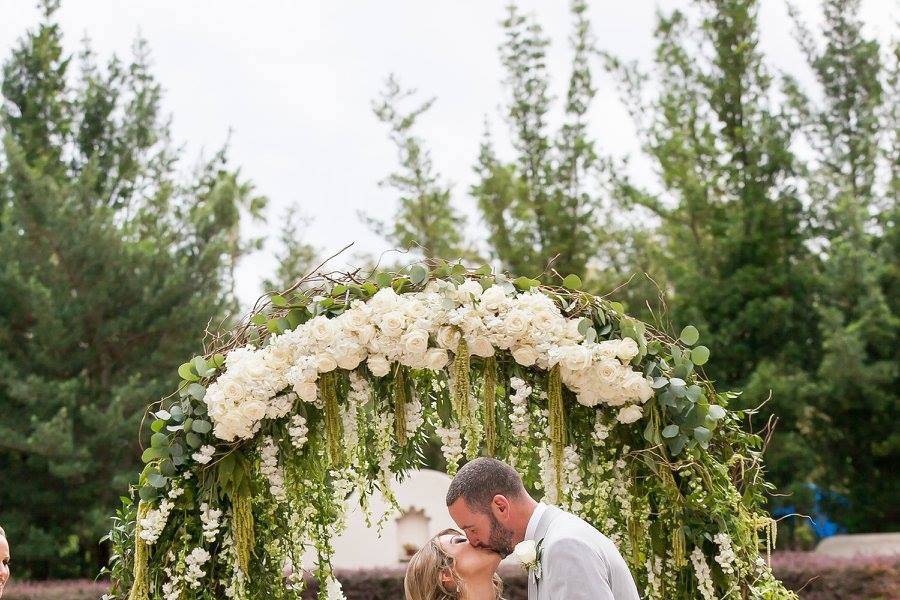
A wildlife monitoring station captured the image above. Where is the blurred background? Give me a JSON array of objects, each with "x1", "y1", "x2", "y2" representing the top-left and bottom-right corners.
[{"x1": 0, "y1": 0, "x2": 896, "y2": 596}]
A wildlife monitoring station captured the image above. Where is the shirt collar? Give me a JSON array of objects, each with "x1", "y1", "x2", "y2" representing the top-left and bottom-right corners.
[{"x1": 525, "y1": 502, "x2": 548, "y2": 541}]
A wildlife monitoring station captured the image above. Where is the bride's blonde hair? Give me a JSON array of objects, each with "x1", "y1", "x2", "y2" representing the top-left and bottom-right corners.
[{"x1": 404, "y1": 528, "x2": 503, "y2": 600}]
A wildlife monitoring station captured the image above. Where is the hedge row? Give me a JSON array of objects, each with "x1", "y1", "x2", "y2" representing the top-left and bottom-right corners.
[{"x1": 4, "y1": 553, "x2": 897, "y2": 599}]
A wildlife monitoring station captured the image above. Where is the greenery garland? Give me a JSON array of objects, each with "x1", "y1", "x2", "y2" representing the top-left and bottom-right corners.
[{"x1": 104, "y1": 263, "x2": 797, "y2": 600}]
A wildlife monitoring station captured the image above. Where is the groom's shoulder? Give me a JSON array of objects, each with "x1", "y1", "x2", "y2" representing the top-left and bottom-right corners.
[{"x1": 546, "y1": 508, "x2": 615, "y2": 549}]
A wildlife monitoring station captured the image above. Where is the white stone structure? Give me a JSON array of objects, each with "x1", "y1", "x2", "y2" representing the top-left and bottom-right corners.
[{"x1": 306, "y1": 469, "x2": 458, "y2": 569}]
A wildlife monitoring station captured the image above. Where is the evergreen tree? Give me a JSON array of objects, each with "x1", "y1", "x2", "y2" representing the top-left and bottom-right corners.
[
  {"x1": 261, "y1": 204, "x2": 319, "y2": 293},
  {"x1": 604, "y1": 0, "x2": 821, "y2": 519},
  {"x1": 0, "y1": 1, "x2": 264, "y2": 577},
  {"x1": 472, "y1": 0, "x2": 618, "y2": 279},
  {"x1": 787, "y1": 0, "x2": 899, "y2": 531},
  {"x1": 363, "y1": 74, "x2": 469, "y2": 262}
]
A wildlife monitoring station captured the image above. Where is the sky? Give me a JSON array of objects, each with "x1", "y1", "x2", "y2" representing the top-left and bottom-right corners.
[{"x1": 1, "y1": 0, "x2": 896, "y2": 309}]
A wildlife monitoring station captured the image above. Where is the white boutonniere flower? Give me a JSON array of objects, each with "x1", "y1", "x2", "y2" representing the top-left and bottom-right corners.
[{"x1": 513, "y1": 539, "x2": 544, "y2": 581}]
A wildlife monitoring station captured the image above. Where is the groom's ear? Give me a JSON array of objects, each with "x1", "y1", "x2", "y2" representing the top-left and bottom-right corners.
[{"x1": 491, "y1": 494, "x2": 511, "y2": 516}]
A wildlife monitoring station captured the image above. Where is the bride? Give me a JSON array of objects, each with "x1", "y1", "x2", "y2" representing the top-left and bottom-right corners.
[{"x1": 404, "y1": 528, "x2": 504, "y2": 600}]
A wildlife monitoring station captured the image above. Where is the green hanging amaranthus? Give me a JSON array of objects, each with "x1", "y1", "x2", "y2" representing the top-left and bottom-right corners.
[
  {"x1": 482, "y1": 356, "x2": 498, "y2": 456},
  {"x1": 548, "y1": 365, "x2": 566, "y2": 500},
  {"x1": 232, "y1": 486, "x2": 255, "y2": 576},
  {"x1": 394, "y1": 366, "x2": 408, "y2": 446},
  {"x1": 452, "y1": 338, "x2": 482, "y2": 457},
  {"x1": 319, "y1": 370, "x2": 343, "y2": 466},
  {"x1": 127, "y1": 502, "x2": 150, "y2": 600}
]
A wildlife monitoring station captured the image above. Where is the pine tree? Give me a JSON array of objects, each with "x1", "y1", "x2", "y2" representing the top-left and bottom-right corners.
[
  {"x1": 364, "y1": 74, "x2": 468, "y2": 262},
  {"x1": 0, "y1": 1, "x2": 263, "y2": 577}
]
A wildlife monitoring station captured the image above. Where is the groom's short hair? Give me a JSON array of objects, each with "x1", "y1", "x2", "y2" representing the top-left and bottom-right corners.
[{"x1": 446, "y1": 457, "x2": 526, "y2": 511}]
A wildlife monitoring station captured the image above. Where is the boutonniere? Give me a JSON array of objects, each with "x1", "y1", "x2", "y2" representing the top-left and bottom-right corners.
[{"x1": 512, "y1": 538, "x2": 544, "y2": 582}]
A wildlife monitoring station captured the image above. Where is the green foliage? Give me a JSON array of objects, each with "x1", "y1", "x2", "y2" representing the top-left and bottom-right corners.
[
  {"x1": 363, "y1": 74, "x2": 470, "y2": 262},
  {"x1": 0, "y1": 1, "x2": 265, "y2": 578}
]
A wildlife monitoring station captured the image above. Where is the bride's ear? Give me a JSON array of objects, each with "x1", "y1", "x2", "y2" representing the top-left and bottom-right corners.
[{"x1": 439, "y1": 568, "x2": 456, "y2": 592}]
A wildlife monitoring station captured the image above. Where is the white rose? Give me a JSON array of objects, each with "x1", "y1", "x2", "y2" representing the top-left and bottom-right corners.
[
  {"x1": 240, "y1": 399, "x2": 267, "y2": 422},
  {"x1": 503, "y1": 310, "x2": 531, "y2": 338},
  {"x1": 616, "y1": 404, "x2": 644, "y2": 424},
  {"x1": 576, "y1": 390, "x2": 601, "y2": 407},
  {"x1": 308, "y1": 316, "x2": 336, "y2": 347},
  {"x1": 479, "y1": 285, "x2": 509, "y2": 312},
  {"x1": 630, "y1": 374, "x2": 654, "y2": 403},
  {"x1": 595, "y1": 359, "x2": 622, "y2": 383},
  {"x1": 220, "y1": 377, "x2": 247, "y2": 401},
  {"x1": 401, "y1": 329, "x2": 430, "y2": 358},
  {"x1": 317, "y1": 353, "x2": 338, "y2": 373},
  {"x1": 564, "y1": 318, "x2": 584, "y2": 341},
  {"x1": 436, "y1": 326, "x2": 461, "y2": 350},
  {"x1": 355, "y1": 323, "x2": 377, "y2": 346},
  {"x1": 404, "y1": 299, "x2": 429, "y2": 320},
  {"x1": 379, "y1": 311, "x2": 406, "y2": 337},
  {"x1": 560, "y1": 344, "x2": 593, "y2": 372},
  {"x1": 337, "y1": 348, "x2": 366, "y2": 371},
  {"x1": 512, "y1": 540, "x2": 537, "y2": 566},
  {"x1": 367, "y1": 354, "x2": 391, "y2": 377},
  {"x1": 342, "y1": 306, "x2": 370, "y2": 330},
  {"x1": 369, "y1": 287, "x2": 399, "y2": 313},
  {"x1": 469, "y1": 336, "x2": 495, "y2": 358},
  {"x1": 456, "y1": 280, "x2": 484, "y2": 302},
  {"x1": 424, "y1": 348, "x2": 450, "y2": 370},
  {"x1": 616, "y1": 338, "x2": 640, "y2": 362},
  {"x1": 512, "y1": 345, "x2": 538, "y2": 367},
  {"x1": 295, "y1": 381, "x2": 318, "y2": 403}
]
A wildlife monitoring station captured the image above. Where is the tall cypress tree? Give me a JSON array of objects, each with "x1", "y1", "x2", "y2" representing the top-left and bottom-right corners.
[{"x1": 0, "y1": 1, "x2": 264, "y2": 576}]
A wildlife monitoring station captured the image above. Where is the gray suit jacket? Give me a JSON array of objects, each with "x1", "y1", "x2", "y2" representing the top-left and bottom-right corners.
[{"x1": 527, "y1": 506, "x2": 640, "y2": 600}]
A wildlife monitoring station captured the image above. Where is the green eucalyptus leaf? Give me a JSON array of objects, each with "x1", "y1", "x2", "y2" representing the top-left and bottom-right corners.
[
  {"x1": 662, "y1": 424, "x2": 680, "y2": 438},
  {"x1": 148, "y1": 473, "x2": 168, "y2": 488},
  {"x1": 708, "y1": 405, "x2": 727, "y2": 420},
  {"x1": 691, "y1": 346, "x2": 710, "y2": 365},
  {"x1": 192, "y1": 420, "x2": 212, "y2": 434},
  {"x1": 150, "y1": 432, "x2": 168, "y2": 449},
  {"x1": 409, "y1": 265, "x2": 428, "y2": 285},
  {"x1": 694, "y1": 426, "x2": 712, "y2": 444},
  {"x1": 250, "y1": 313, "x2": 267, "y2": 326},
  {"x1": 139, "y1": 485, "x2": 158, "y2": 502},
  {"x1": 186, "y1": 432, "x2": 202, "y2": 449},
  {"x1": 271, "y1": 294, "x2": 288, "y2": 307},
  {"x1": 562, "y1": 274, "x2": 582, "y2": 290},
  {"x1": 680, "y1": 325, "x2": 700, "y2": 346},
  {"x1": 178, "y1": 362, "x2": 198, "y2": 382},
  {"x1": 151, "y1": 419, "x2": 166, "y2": 433}
]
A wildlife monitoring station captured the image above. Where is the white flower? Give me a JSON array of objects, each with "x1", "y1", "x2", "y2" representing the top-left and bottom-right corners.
[
  {"x1": 183, "y1": 547, "x2": 211, "y2": 588},
  {"x1": 615, "y1": 337, "x2": 640, "y2": 362},
  {"x1": 308, "y1": 316, "x2": 337, "y2": 347},
  {"x1": 369, "y1": 287, "x2": 399, "y2": 313},
  {"x1": 456, "y1": 279, "x2": 484, "y2": 302},
  {"x1": 401, "y1": 329, "x2": 430, "y2": 357},
  {"x1": 288, "y1": 414, "x2": 309, "y2": 449},
  {"x1": 616, "y1": 404, "x2": 643, "y2": 424},
  {"x1": 559, "y1": 344, "x2": 593, "y2": 372},
  {"x1": 424, "y1": 348, "x2": 450, "y2": 370},
  {"x1": 479, "y1": 285, "x2": 509, "y2": 312},
  {"x1": 325, "y1": 576, "x2": 346, "y2": 600},
  {"x1": 379, "y1": 310, "x2": 406, "y2": 337},
  {"x1": 367, "y1": 354, "x2": 391, "y2": 377},
  {"x1": 512, "y1": 345, "x2": 538, "y2": 367},
  {"x1": 200, "y1": 502, "x2": 222, "y2": 543},
  {"x1": 504, "y1": 310, "x2": 531, "y2": 338},
  {"x1": 468, "y1": 336, "x2": 495, "y2": 358},
  {"x1": 294, "y1": 381, "x2": 319, "y2": 404},
  {"x1": 139, "y1": 500, "x2": 175, "y2": 545},
  {"x1": 513, "y1": 540, "x2": 537, "y2": 566},
  {"x1": 317, "y1": 353, "x2": 338, "y2": 373},
  {"x1": 193, "y1": 445, "x2": 216, "y2": 465},
  {"x1": 436, "y1": 325, "x2": 461, "y2": 350}
]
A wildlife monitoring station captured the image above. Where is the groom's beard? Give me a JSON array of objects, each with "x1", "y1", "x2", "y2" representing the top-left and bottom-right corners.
[{"x1": 486, "y1": 512, "x2": 515, "y2": 557}]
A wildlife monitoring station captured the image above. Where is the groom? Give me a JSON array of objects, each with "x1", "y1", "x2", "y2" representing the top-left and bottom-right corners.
[{"x1": 447, "y1": 457, "x2": 640, "y2": 599}]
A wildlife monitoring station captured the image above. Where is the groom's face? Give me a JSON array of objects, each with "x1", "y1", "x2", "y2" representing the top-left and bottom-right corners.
[{"x1": 448, "y1": 497, "x2": 516, "y2": 557}]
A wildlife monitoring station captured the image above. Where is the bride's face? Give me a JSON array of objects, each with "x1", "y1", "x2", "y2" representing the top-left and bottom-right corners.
[{"x1": 438, "y1": 532, "x2": 501, "y2": 580}]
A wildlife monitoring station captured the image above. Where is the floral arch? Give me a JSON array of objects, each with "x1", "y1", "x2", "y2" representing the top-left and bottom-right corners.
[{"x1": 106, "y1": 264, "x2": 796, "y2": 600}]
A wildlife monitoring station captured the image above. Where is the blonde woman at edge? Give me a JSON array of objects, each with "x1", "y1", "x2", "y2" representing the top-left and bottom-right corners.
[
  {"x1": 0, "y1": 525, "x2": 10, "y2": 598},
  {"x1": 405, "y1": 528, "x2": 504, "y2": 600}
]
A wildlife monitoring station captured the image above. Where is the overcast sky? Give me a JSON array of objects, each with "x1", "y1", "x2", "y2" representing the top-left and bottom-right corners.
[{"x1": 1, "y1": 1, "x2": 895, "y2": 309}]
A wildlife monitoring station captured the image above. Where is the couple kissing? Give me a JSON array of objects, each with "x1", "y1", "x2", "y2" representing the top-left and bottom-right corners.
[{"x1": 404, "y1": 457, "x2": 640, "y2": 600}]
